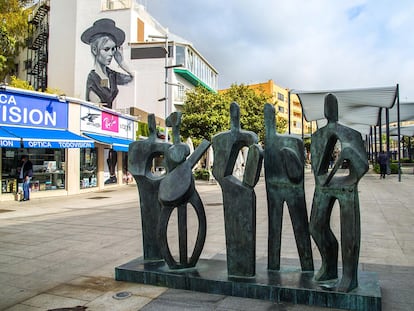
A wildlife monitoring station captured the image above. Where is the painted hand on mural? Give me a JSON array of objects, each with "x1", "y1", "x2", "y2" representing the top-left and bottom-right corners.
[{"x1": 81, "y1": 18, "x2": 134, "y2": 109}]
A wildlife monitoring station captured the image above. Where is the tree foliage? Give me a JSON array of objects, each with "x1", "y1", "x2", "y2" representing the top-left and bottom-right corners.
[
  {"x1": 9, "y1": 75, "x2": 34, "y2": 90},
  {"x1": 0, "y1": 0, "x2": 34, "y2": 81},
  {"x1": 180, "y1": 84, "x2": 288, "y2": 146},
  {"x1": 9, "y1": 76, "x2": 63, "y2": 95}
]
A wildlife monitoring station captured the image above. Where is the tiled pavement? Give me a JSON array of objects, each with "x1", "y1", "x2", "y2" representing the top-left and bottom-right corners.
[{"x1": 0, "y1": 169, "x2": 413, "y2": 310}]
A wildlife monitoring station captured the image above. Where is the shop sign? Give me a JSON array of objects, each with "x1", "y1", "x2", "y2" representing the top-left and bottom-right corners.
[
  {"x1": 102, "y1": 111, "x2": 118, "y2": 132},
  {"x1": 81, "y1": 106, "x2": 135, "y2": 139},
  {"x1": 0, "y1": 91, "x2": 68, "y2": 128},
  {"x1": 0, "y1": 139, "x2": 18, "y2": 147},
  {"x1": 24, "y1": 140, "x2": 94, "y2": 149}
]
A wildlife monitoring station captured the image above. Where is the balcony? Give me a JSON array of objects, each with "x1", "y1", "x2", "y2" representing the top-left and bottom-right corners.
[{"x1": 101, "y1": 0, "x2": 132, "y2": 10}]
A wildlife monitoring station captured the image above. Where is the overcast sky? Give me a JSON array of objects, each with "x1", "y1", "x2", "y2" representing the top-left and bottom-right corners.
[{"x1": 142, "y1": 0, "x2": 414, "y2": 102}]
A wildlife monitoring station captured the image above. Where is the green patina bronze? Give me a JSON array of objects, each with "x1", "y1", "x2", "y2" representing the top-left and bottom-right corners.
[
  {"x1": 158, "y1": 112, "x2": 210, "y2": 269},
  {"x1": 212, "y1": 102, "x2": 263, "y2": 277},
  {"x1": 309, "y1": 93, "x2": 369, "y2": 292},
  {"x1": 124, "y1": 96, "x2": 376, "y2": 308},
  {"x1": 128, "y1": 114, "x2": 170, "y2": 261},
  {"x1": 264, "y1": 103, "x2": 314, "y2": 272}
]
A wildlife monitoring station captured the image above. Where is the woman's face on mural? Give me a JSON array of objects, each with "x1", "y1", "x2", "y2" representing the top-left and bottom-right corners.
[{"x1": 95, "y1": 37, "x2": 117, "y2": 66}]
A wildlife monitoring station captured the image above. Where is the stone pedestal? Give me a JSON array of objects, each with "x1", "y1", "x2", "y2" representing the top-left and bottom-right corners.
[{"x1": 115, "y1": 258, "x2": 381, "y2": 311}]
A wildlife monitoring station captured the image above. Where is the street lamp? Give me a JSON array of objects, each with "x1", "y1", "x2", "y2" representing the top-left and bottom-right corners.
[{"x1": 149, "y1": 34, "x2": 184, "y2": 142}]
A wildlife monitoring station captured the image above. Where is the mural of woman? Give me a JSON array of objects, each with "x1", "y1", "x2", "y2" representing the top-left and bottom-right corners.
[{"x1": 81, "y1": 18, "x2": 133, "y2": 109}]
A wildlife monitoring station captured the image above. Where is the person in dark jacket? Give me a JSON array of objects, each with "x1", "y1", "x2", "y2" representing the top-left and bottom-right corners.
[
  {"x1": 377, "y1": 151, "x2": 388, "y2": 179},
  {"x1": 19, "y1": 155, "x2": 33, "y2": 201}
]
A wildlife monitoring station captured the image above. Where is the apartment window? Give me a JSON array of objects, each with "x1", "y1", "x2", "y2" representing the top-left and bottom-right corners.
[
  {"x1": 176, "y1": 46, "x2": 185, "y2": 67},
  {"x1": 277, "y1": 92, "x2": 284, "y2": 102},
  {"x1": 177, "y1": 84, "x2": 185, "y2": 102},
  {"x1": 278, "y1": 106, "x2": 284, "y2": 113},
  {"x1": 102, "y1": 0, "x2": 131, "y2": 10}
]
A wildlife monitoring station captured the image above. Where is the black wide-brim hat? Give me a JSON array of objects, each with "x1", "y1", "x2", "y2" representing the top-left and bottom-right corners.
[{"x1": 81, "y1": 18, "x2": 125, "y2": 46}]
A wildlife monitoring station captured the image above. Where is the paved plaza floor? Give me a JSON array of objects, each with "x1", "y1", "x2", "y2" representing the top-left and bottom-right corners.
[{"x1": 0, "y1": 169, "x2": 413, "y2": 310}]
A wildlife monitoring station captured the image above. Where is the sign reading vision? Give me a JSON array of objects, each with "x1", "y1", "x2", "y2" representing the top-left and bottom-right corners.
[{"x1": 0, "y1": 91, "x2": 68, "y2": 129}]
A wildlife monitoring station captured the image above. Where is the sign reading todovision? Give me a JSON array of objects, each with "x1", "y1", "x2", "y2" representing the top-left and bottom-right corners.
[{"x1": 0, "y1": 90, "x2": 68, "y2": 128}]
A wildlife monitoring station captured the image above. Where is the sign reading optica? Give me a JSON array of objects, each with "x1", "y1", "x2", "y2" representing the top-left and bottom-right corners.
[{"x1": 0, "y1": 91, "x2": 68, "y2": 128}]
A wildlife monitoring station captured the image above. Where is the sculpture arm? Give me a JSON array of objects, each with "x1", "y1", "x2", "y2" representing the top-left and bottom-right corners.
[
  {"x1": 281, "y1": 146, "x2": 303, "y2": 184},
  {"x1": 337, "y1": 145, "x2": 369, "y2": 180},
  {"x1": 243, "y1": 144, "x2": 263, "y2": 187}
]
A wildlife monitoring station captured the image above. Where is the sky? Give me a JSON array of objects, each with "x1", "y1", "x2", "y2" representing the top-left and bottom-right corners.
[{"x1": 142, "y1": 0, "x2": 414, "y2": 102}]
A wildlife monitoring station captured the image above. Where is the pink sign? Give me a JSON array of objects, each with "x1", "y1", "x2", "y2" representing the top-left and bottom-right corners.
[{"x1": 101, "y1": 112, "x2": 119, "y2": 133}]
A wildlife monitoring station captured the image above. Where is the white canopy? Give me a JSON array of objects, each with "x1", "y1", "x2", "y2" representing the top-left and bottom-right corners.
[
  {"x1": 292, "y1": 86, "x2": 398, "y2": 135},
  {"x1": 390, "y1": 124, "x2": 414, "y2": 137},
  {"x1": 387, "y1": 102, "x2": 414, "y2": 124}
]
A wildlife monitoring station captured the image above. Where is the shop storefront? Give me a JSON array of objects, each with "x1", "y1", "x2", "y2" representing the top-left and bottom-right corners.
[
  {"x1": 0, "y1": 88, "x2": 95, "y2": 200},
  {"x1": 0, "y1": 87, "x2": 137, "y2": 201},
  {"x1": 78, "y1": 104, "x2": 135, "y2": 188}
]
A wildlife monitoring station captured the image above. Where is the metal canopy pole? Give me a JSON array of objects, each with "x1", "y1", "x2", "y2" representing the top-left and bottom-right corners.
[
  {"x1": 378, "y1": 108, "x2": 383, "y2": 153},
  {"x1": 397, "y1": 84, "x2": 401, "y2": 182},
  {"x1": 386, "y1": 108, "x2": 390, "y2": 170},
  {"x1": 288, "y1": 91, "x2": 291, "y2": 134}
]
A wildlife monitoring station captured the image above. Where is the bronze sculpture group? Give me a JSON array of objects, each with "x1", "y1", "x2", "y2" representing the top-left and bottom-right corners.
[{"x1": 128, "y1": 93, "x2": 368, "y2": 293}]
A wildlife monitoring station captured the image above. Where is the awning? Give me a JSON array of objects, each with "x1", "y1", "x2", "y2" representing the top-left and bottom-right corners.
[
  {"x1": 1, "y1": 126, "x2": 94, "y2": 148},
  {"x1": 390, "y1": 125, "x2": 414, "y2": 137},
  {"x1": 387, "y1": 102, "x2": 414, "y2": 124},
  {"x1": 174, "y1": 68, "x2": 216, "y2": 93},
  {"x1": 83, "y1": 132, "x2": 133, "y2": 152},
  {"x1": 0, "y1": 127, "x2": 21, "y2": 148},
  {"x1": 292, "y1": 86, "x2": 398, "y2": 135}
]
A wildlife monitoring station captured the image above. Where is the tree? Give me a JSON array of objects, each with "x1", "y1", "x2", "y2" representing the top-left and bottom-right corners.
[
  {"x1": 9, "y1": 75, "x2": 34, "y2": 90},
  {"x1": 180, "y1": 86, "x2": 227, "y2": 146},
  {"x1": 0, "y1": 0, "x2": 33, "y2": 81},
  {"x1": 180, "y1": 84, "x2": 288, "y2": 146},
  {"x1": 9, "y1": 76, "x2": 63, "y2": 95}
]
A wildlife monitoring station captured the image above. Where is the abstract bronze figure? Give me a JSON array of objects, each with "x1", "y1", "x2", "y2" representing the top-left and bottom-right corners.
[
  {"x1": 309, "y1": 94, "x2": 368, "y2": 292},
  {"x1": 263, "y1": 103, "x2": 314, "y2": 272},
  {"x1": 158, "y1": 112, "x2": 210, "y2": 269},
  {"x1": 128, "y1": 114, "x2": 171, "y2": 261},
  {"x1": 212, "y1": 102, "x2": 263, "y2": 277}
]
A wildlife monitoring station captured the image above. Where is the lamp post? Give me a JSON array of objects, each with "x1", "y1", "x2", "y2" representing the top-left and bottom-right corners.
[
  {"x1": 149, "y1": 34, "x2": 182, "y2": 142},
  {"x1": 149, "y1": 34, "x2": 169, "y2": 141}
]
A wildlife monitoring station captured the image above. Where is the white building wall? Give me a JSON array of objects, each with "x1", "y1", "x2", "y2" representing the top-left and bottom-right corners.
[
  {"x1": 48, "y1": 0, "x2": 78, "y2": 95},
  {"x1": 42, "y1": 0, "x2": 216, "y2": 123}
]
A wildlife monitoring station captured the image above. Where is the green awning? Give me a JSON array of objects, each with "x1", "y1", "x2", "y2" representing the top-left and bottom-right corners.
[{"x1": 174, "y1": 68, "x2": 216, "y2": 93}]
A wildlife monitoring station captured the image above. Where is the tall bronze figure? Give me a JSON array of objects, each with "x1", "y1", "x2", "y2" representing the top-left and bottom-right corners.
[
  {"x1": 309, "y1": 94, "x2": 368, "y2": 292},
  {"x1": 263, "y1": 103, "x2": 314, "y2": 272},
  {"x1": 128, "y1": 114, "x2": 171, "y2": 261},
  {"x1": 212, "y1": 102, "x2": 263, "y2": 277},
  {"x1": 158, "y1": 112, "x2": 210, "y2": 269}
]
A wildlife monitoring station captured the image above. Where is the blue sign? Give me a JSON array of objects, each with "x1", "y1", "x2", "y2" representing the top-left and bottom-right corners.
[
  {"x1": 0, "y1": 138, "x2": 20, "y2": 148},
  {"x1": 23, "y1": 140, "x2": 94, "y2": 149},
  {"x1": 0, "y1": 91, "x2": 68, "y2": 128}
]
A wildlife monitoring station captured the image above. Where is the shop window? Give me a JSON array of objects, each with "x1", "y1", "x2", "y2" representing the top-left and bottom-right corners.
[
  {"x1": 80, "y1": 148, "x2": 97, "y2": 188},
  {"x1": 122, "y1": 152, "x2": 133, "y2": 184},
  {"x1": 1, "y1": 148, "x2": 66, "y2": 193}
]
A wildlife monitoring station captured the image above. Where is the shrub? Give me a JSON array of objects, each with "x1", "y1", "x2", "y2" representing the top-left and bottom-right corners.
[
  {"x1": 373, "y1": 163, "x2": 400, "y2": 174},
  {"x1": 193, "y1": 169, "x2": 210, "y2": 180}
]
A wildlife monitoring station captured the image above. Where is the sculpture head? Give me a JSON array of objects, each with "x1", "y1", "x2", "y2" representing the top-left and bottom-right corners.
[{"x1": 324, "y1": 94, "x2": 339, "y2": 123}]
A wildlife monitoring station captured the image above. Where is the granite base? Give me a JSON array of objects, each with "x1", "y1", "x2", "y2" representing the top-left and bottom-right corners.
[{"x1": 115, "y1": 258, "x2": 381, "y2": 311}]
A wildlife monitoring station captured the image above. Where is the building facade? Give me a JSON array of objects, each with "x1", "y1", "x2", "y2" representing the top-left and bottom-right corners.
[
  {"x1": 8, "y1": 0, "x2": 218, "y2": 200},
  {"x1": 246, "y1": 80, "x2": 313, "y2": 136},
  {"x1": 0, "y1": 86, "x2": 137, "y2": 201},
  {"x1": 18, "y1": 0, "x2": 218, "y2": 126}
]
